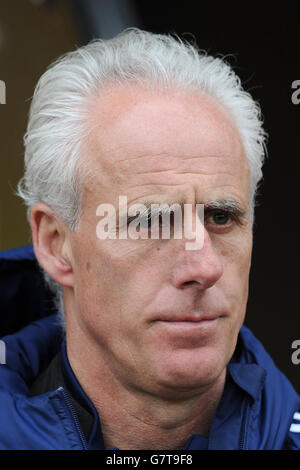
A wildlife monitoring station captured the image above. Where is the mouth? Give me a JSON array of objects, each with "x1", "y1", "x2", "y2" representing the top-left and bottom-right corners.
[
  {"x1": 154, "y1": 312, "x2": 222, "y2": 323},
  {"x1": 155, "y1": 318, "x2": 220, "y2": 331},
  {"x1": 149, "y1": 312, "x2": 225, "y2": 345},
  {"x1": 149, "y1": 315, "x2": 224, "y2": 336}
]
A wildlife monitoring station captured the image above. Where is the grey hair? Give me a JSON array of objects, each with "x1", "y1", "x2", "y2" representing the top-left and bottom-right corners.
[{"x1": 17, "y1": 28, "x2": 268, "y2": 319}]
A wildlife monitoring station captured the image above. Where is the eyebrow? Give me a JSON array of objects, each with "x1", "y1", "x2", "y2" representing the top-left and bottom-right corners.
[
  {"x1": 203, "y1": 199, "x2": 247, "y2": 218},
  {"x1": 136, "y1": 197, "x2": 247, "y2": 217}
]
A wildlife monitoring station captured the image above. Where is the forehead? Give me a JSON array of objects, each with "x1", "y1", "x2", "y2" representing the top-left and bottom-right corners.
[{"x1": 84, "y1": 84, "x2": 250, "y2": 206}]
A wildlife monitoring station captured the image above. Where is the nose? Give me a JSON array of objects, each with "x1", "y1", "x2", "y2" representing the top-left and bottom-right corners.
[{"x1": 171, "y1": 228, "x2": 224, "y2": 290}]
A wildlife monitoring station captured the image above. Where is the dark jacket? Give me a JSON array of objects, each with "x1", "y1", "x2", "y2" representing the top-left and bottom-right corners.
[{"x1": 0, "y1": 246, "x2": 299, "y2": 450}]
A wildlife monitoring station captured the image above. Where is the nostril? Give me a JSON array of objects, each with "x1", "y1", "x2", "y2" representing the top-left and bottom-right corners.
[{"x1": 182, "y1": 281, "x2": 198, "y2": 288}]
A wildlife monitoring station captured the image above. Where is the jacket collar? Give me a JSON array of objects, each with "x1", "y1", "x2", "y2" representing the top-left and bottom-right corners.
[
  {"x1": 60, "y1": 339, "x2": 105, "y2": 450},
  {"x1": 59, "y1": 330, "x2": 267, "y2": 450},
  {"x1": 227, "y1": 362, "x2": 266, "y2": 402}
]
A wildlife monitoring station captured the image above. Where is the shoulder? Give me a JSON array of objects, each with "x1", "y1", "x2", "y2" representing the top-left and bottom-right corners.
[
  {"x1": 238, "y1": 325, "x2": 300, "y2": 449},
  {"x1": 284, "y1": 411, "x2": 300, "y2": 450}
]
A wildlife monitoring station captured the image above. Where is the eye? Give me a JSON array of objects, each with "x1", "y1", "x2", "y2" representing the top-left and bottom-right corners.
[
  {"x1": 206, "y1": 210, "x2": 232, "y2": 226},
  {"x1": 130, "y1": 210, "x2": 175, "y2": 234}
]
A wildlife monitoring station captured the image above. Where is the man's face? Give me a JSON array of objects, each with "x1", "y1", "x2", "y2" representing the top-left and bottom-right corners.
[{"x1": 68, "y1": 85, "x2": 252, "y2": 397}]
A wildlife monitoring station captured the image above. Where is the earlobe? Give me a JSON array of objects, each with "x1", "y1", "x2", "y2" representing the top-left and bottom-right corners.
[{"x1": 30, "y1": 203, "x2": 74, "y2": 288}]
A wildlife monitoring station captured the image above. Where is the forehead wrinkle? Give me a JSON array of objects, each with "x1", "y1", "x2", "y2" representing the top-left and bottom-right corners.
[
  {"x1": 84, "y1": 165, "x2": 248, "y2": 205},
  {"x1": 115, "y1": 152, "x2": 241, "y2": 165},
  {"x1": 128, "y1": 181, "x2": 185, "y2": 188},
  {"x1": 121, "y1": 169, "x2": 240, "y2": 178},
  {"x1": 88, "y1": 144, "x2": 246, "y2": 184},
  {"x1": 115, "y1": 156, "x2": 246, "y2": 180},
  {"x1": 87, "y1": 151, "x2": 242, "y2": 188},
  {"x1": 114, "y1": 151, "x2": 170, "y2": 164},
  {"x1": 117, "y1": 153, "x2": 237, "y2": 164},
  {"x1": 124, "y1": 179, "x2": 249, "y2": 203},
  {"x1": 118, "y1": 169, "x2": 246, "y2": 193}
]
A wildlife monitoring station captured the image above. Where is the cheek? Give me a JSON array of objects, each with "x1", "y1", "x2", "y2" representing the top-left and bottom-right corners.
[
  {"x1": 217, "y1": 229, "x2": 252, "y2": 276},
  {"x1": 216, "y1": 231, "x2": 252, "y2": 311},
  {"x1": 72, "y1": 238, "x2": 153, "y2": 322}
]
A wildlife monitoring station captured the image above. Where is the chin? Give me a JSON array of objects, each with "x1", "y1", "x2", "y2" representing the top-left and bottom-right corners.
[{"x1": 153, "y1": 347, "x2": 226, "y2": 394}]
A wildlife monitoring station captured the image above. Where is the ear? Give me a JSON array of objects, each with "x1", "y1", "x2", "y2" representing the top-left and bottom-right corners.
[{"x1": 30, "y1": 203, "x2": 74, "y2": 288}]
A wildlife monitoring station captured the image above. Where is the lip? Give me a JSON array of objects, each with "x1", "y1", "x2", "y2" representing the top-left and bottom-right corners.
[
  {"x1": 153, "y1": 317, "x2": 221, "y2": 335},
  {"x1": 154, "y1": 314, "x2": 221, "y2": 323},
  {"x1": 150, "y1": 317, "x2": 223, "y2": 331}
]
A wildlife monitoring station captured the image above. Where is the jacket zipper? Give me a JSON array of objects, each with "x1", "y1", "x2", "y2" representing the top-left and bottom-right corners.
[
  {"x1": 58, "y1": 387, "x2": 88, "y2": 450},
  {"x1": 239, "y1": 400, "x2": 251, "y2": 450}
]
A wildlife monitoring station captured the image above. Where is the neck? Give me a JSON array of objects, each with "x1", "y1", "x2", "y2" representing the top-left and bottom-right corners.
[
  {"x1": 65, "y1": 320, "x2": 226, "y2": 450},
  {"x1": 97, "y1": 374, "x2": 225, "y2": 450}
]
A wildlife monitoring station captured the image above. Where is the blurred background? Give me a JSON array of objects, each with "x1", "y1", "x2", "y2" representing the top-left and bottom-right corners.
[{"x1": 0, "y1": 1, "x2": 299, "y2": 390}]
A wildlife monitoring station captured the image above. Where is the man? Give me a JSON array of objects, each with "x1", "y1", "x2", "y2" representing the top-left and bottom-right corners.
[{"x1": 0, "y1": 28, "x2": 299, "y2": 450}]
